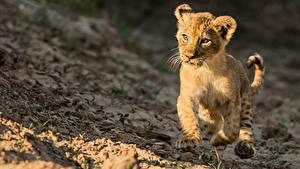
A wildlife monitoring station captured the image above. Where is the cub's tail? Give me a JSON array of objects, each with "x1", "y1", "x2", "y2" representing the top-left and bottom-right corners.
[{"x1": 246, "y1": 53, "x2": 264, "y2": 95}]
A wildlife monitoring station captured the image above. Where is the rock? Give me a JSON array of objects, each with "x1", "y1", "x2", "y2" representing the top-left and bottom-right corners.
[
  {"x1": 102, "y1": 156, "x2": 139, "y2": 169},
  {"x1": 261, "y1": 120, "x2": 292, "y2": 141},
  {"x1": 181, "y1": 152, "x2": 194, "y2": 162}
]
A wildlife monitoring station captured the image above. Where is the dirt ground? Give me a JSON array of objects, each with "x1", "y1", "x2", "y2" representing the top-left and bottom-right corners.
[{"x1": 0, "y1": 0, "x2": 300, "y2": 169}]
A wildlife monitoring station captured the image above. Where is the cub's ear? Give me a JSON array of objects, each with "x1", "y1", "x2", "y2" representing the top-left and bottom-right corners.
[
  {"x1": 212, "y1": 16, "x2": 237, "y2": 41},
  {"x1": 175, "y1": 4, "x2": 193, "y2": 23}
]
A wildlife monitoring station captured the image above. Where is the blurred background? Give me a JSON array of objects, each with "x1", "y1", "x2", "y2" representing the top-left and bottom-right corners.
[{"x1": 42, "y1": 0, "x2": 300, "y2": 97}]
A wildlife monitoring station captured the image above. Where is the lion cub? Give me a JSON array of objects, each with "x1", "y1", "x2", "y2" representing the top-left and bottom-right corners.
[{"x1": 173, "y1": 4, "x2": 264, "y2": 159}]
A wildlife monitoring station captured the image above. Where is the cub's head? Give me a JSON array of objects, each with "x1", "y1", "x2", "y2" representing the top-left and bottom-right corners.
[{"x1": 175, "y1": 4, "x2": 237, "y2": 66}]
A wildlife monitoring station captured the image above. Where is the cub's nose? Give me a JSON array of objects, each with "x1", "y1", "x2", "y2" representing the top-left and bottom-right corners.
[
  {"x1": 189, "y1": 55, "x2": 197, "y2": 59},
  {"x1": 182, "y1": 54, "x2": 197, "y2": 62}
]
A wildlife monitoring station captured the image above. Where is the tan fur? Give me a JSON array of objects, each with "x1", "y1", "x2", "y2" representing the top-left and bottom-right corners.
[
  {"x1": 247, "y1": 53, "x2": 264, "y2": 95},
  {"x1": 173, "y1": 4, "x2": 264, "y2": 159}
]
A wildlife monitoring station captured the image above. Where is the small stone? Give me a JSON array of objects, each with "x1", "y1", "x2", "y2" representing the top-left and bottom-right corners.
[
  {"x1": 102, "y1": 156, "x2": 139, "y2": 169},
  {"x1": 181, "y1": 152, "x2": 193, "y2": 161}
]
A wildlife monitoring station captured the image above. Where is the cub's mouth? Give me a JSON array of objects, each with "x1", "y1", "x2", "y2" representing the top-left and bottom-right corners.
[{"x1": 182, "y1": 57, "x2": 205, "y2": 66}]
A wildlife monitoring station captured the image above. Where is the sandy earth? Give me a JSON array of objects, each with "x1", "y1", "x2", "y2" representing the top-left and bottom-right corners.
[{"x1": 0, "y1": 0, "x2": 300, "y2": 169}]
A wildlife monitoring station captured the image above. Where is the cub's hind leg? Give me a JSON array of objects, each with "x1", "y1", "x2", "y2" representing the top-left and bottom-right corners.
[
  {"x1": 175, "y1": 95, "x2": 201, "y2": 149},
  {"x1": 235, "y1": 94, "x2": 255, "y2": 159},
  {"x1": 210, "y1": 102, "x2": 241, "y2": 147}
]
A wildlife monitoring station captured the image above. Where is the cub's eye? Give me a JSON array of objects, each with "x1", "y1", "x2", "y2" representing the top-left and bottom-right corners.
[
  {"x1": 201, "y1": 38, "x2": 210, "y2": 44},
  {"x1": 182, "y1": 34, "x2": 188, "y2": 42}
]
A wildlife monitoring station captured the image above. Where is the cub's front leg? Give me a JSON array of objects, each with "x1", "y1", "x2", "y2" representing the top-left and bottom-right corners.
[{"x1": 176, "y1": 95, "x2": 201, "y2": 149}]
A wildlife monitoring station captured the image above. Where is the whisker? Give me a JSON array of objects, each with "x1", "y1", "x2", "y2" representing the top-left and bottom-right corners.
[
  {"x1": 167, "y1": 52, "x2": 182, "y2": 71},
  {"x1": 167, "y1": 54, "x2": 179, "y2": 63},
  {"x1": 169, "y1": 47, "x2": 179, "y2": 52},
  {"x1": 167, "y1": 53, "x2": 179, "y2": 62},
  {"x1": 202, "y1": 60, "x2": 210, "y2": 69}
]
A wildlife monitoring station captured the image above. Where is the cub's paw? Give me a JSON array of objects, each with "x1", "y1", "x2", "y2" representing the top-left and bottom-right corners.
[
  {"x1": 210, "y1": 131, "x2": 230, "y2": 146},
  {"x1": 175, "y1": 137, "x2": 200, "y2": 149},
  {"x1": 234, "y1": 141, "x2": 255, "y2": 159}
]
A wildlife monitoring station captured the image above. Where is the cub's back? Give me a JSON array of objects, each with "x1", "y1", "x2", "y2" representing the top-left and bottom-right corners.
[{"x1": 225, "y1": 54, "x2": 250, "y2": 95}]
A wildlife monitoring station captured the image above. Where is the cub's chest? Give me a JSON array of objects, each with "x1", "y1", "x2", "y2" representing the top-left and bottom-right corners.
[
  {"x1": 180, "y1": 65, "x2": 238, "y2": 107},
  {"x1": 196, "y1": 76, "x2": 237, "y2": 108}
]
